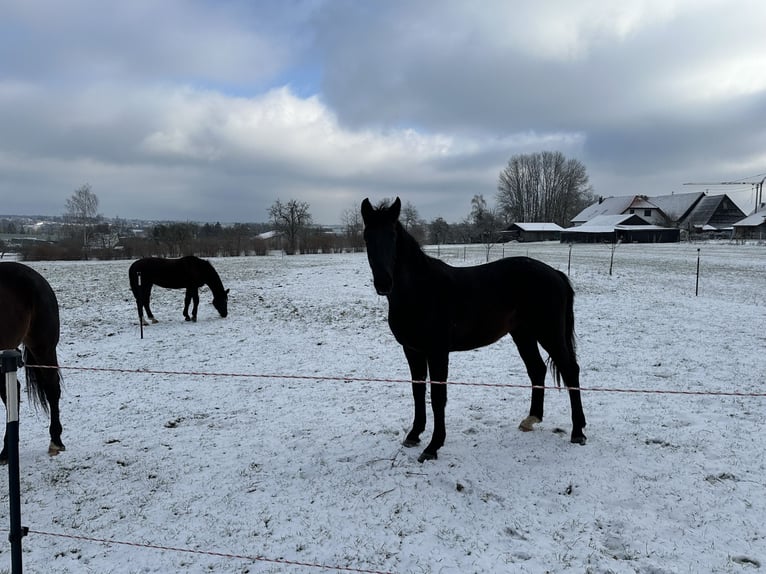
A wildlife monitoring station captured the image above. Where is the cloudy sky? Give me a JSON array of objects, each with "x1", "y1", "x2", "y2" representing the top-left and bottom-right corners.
[{"x1": 2, "y1": 0, "x2": 765, "y2": 224}]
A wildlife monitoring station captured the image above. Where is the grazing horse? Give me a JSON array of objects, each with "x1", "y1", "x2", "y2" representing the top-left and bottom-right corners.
[
  {"x1": 128, "y1": 256, "x2": 229, "y2": 324},
  {"x1": 0, "y1": 262, "x2": 65, "y2": 462},
  {"x1": 361, "y1": 197, "x2": 586, "y2": 462}
]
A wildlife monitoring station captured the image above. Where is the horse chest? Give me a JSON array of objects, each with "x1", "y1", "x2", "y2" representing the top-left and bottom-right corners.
[{"x1": 387, "y1": 302, "x2": 449, "y2": 350}]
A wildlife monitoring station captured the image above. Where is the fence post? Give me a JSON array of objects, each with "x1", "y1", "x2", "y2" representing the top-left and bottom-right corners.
[
  {"x1": 137, "y1": 272, "x2": 144, "y2": 339},
  {"x1": 695, "y1": 248, "x2": 701, "y2": 296},
  {"x1": 2, "y1": 348, "x2": 26, "y2": 574}
]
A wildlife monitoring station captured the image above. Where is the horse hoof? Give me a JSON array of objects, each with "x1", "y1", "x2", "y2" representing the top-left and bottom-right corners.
[
  {"x1": 571, "y1": 435, "x2": 587, "y2": 445},
  {"x1": 192, "y1": 317, "x2": 197, "y2": 323},
  {"x1": 184, "y1": 316, "x2": 191, "y2": 322},
  {"x1": 519, "y1": 415, "x2": 541, "y2": 432},
  {"x1": 48, "y1": 442, "x2": 66, "y2": 456},
  {"x1": 418, "y1": 451, "x2": 437, "y2": 463},
  {"x1": 402, "y1": 438, "x2": 420, "y2": 448},
  {"x1": 151, "y1": 318, "x2": 158, "y2": 324}
]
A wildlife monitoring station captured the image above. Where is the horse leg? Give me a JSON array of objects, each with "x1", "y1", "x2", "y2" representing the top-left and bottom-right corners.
[
  {"x1": 402, "y1": 346, "x2": 427, "y2": 448},
  {"x1": 40, "y1": 366, "x2": 66, "y2": 456},
  {"x1": 134, "y1": 293, "x2": 146, "y2": 325},
  {"x1": 420, "y1": 352, "x2": 448, "y2": 462},
  {"x1": 511, "y1": 331, "x2": 547, "y2": 432},
  {"x1": 191, "y1": 289, "x2": 199, "y2": 322},
  {"x1": 143, "y1": 285, "x2": 158, "y2": 323},
  {"x1": 0, "y1": 382, "x2": 17, "y2": 464},
  {"x1": 38, "y1": 350, "x2": 65, "y2": 455},
  {"x1": 183, "y1": 289, "x2": 193, "y2": 321},
  {"x1": 539, "y1": 336, "x2": 587, "y2": 445}
]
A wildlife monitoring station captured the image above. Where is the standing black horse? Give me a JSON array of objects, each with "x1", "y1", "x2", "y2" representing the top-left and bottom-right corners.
[
  {"x1": 128, "y1": 256, "x2": 229, "y2": 324},
  {"x1": 0, "y1": 262, "x2": 65, "y2": 462},
  {"x1": 361, "y1": 197, "x2": 586, "y2": 462}
]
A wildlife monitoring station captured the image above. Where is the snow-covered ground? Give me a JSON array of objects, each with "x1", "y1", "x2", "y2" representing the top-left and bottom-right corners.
[{"x1": 1, "y1": 241, "x2": 765, "y2": 573}]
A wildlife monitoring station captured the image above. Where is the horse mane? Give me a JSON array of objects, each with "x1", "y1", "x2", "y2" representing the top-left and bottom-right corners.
[
  {"x1": 395, "y1": 221, "x2": 433, "y2": 266},
  {"x1": 199, "y1": 258, "x2": 226, "y2": 295}
]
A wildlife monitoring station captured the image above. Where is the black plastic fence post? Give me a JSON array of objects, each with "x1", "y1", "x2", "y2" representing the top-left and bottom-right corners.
[
  {"x1": 137, "y1": 272, "x2": 144, "y2": 339},
  {"x1": 695, "y1": 248, "x2": 701, "y2": 296},
  {"x1": 2, "y1": 348, "x2": 26, "y2": 574}
]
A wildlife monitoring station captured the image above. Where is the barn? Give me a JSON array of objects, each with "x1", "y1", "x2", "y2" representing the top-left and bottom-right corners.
[
  {"x1": 732, "y1": 212, "x2": 766, "y2": 240},
  {"x1": 502, "y1": 222, "x2": 564, "y2": 242},
  {"x1": 560, "y1": 214, "x2": 680, "y2": 243}
]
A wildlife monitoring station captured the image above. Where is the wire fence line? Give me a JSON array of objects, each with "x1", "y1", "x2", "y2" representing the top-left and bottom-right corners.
[
  {"x1": 5, "y1": 359, "x2": 763, "y2": 572},
  {"x1": 25, "y1": 362, "x2": 766, "y2": 398},
  {"x1": 0, "y1": 528, "x2": 396, "y2": 574}
]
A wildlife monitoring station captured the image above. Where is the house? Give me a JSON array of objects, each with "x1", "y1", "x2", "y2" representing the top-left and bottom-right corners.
[
  {"x1": 502, "y1": 222, "x2": 563, "y2": 242},
  {"x1": 732, "y1": 212, "x2": 766, "y2": 240},
  {"x1": 560, "y1": 214, "x2": 680, "y2": 243}
]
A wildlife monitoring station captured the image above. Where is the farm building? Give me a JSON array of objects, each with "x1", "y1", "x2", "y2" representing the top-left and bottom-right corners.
[
  {"x1": 502, "y1": 222, "x2": 563, "y2": 242},
  {"x1": 732, "y1": 212, "x2": 766, "y2": 240},
  {"x1": 571, "y1": 192, "x2": 744, "y2": 238},
  {"x1": 561, "y1": 214, "x2": 680, "y2": 243}
]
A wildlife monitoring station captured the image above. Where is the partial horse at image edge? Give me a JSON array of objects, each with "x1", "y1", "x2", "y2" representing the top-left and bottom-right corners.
[
  {"x1": 0, "y1": 261, "x2": 65, "y2": 462},
  {"x1": 361, "y1": 196, "x2": 586, "y2": 462},
  {"x1": 128, "y1": 256, "x2": 229, "y2": 325}
]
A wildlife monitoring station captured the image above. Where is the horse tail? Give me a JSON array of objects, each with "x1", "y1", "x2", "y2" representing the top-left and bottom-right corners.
[
  {"x1": 564, "y1": 272, "x2": 577, "y2": 359},
  {"x1": 22, "y1": 347, "x2": 61, "y2": 416},
  {"x1": 128, "y1": 263, "x2": 140, "y2": 297},
  {"x1": 548, "y1": 270, "x2": 577, "y2": 388}
]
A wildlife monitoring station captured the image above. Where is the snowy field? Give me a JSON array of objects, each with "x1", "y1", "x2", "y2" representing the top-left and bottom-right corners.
[{"x1": 1, "y1": 241, "x2": 765, "y2": 573}]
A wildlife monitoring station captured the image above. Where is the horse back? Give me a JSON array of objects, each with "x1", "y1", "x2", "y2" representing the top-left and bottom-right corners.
[
  {"x1": 0, "y1": 262, "x2": 60, "y2": 349},
  {"x1": 388, "y1": 256, "x2": 572, "y2": 352},
  {"x1": 129, "y1": 257, "x2": 205, "y2": 290}
]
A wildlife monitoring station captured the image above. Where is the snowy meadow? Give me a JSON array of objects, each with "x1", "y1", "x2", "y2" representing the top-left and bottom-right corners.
[{"x1": 1, "y1": 241, "x2": 765, "y2": 573}]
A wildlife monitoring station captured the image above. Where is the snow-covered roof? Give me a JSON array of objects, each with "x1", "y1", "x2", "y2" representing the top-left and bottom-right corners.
[
  {"x1": 510, "y1": 222, "x2": 564, "y2": 232},
  {"x1": 571, "y1": 196, "x2": 636, "y2": 223},
  {"x1": 732, "y1": 212, "x2": 766, "y2": 227},
  {"x1": 572, "y1": 192, "x2": 706, "y2": 225},
  {"x1": 565, "y1": 214, "x2": 650, "y2": 233},
  {"x1": 650, "y1": 192, "x2": 704, "y2": 220}
]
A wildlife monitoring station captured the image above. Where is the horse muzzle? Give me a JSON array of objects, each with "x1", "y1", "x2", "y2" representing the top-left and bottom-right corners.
[{"x1": 373, "y1": 277, "x2": 393, "y2": 296}]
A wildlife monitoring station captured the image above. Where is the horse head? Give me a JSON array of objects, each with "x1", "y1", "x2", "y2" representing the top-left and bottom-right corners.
[
  {"x1": 361, "y1": 197, "x2": 401, "y2": 296},
  {"x1": 212, "y1": 288, "x2": 229, "y2": 318}
]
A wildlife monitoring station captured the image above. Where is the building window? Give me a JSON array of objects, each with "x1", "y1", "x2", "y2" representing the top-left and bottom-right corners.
[
  {"x1": 629, "y1": 209, "x2": 635, "y2": 214},
  {"x1": 644, "y1": 209, "x2": 652, "y2": 217}
]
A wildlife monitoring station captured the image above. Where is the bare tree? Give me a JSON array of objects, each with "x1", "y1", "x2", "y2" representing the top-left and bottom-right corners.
[
  {"x1": 470, "y1": 194, "x2": 502, "y2": 261},
  {"x1": 269, "y1": 199, "x2": 312, "y2": 254},
  {"x1": 497, "y1": 151, "x2": 593, "y2": 227},
  {"x1": 64, "y1": 183, "x2": 100, "y2": 258},
  {"x1": 340, "y1": 204, "x2": 364, "y2": 252},
  {"x1": 400, "y1": 200, "x2": 427, "y2": 243}
]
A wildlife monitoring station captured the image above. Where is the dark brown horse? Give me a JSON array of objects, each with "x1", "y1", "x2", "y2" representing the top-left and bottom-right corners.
[
  {"x1": 128, "y1": 256, "x2": 229, "y2": 324},
  {"x1": 0, "y1": 262, "x2": 65, "y2": 462},
  {"x1": 361, "y1": 197, "x2": 586, "y2": 462}
]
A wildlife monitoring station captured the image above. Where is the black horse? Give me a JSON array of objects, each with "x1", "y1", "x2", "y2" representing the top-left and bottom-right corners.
[
  {"x1": 361, "y1": 197, "x2": 586, "y2": 462},
  {"x1": 128, "y1": 256, "x2": 229, "y2": 324},
  {"x1": 0, "y1": 262, "x2": 65, "y2": 462}
]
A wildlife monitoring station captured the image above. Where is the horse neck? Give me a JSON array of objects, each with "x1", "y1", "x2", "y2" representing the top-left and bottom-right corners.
[
  {"x1": 394, "y1": 222, "x2": 429, "y2": 274},
  {"x1": 203, "y1": 266, "x2": 225, "y2": 296}
]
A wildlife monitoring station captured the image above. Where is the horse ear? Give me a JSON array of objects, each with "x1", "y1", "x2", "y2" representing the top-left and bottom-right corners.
[
  {"x1": 390, "y1": 197, "x2": 401, "y2": 220},
  {"x1": 361, "y1": 198, "x2": 373, "y2": 222}
]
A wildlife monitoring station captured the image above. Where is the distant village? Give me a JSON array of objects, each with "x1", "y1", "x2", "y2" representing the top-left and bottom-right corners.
[{"x1": 1, "y1": 190, "x2": 765, "y2": 261}]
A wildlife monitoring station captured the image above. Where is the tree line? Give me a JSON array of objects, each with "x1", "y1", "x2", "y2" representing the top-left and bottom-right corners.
[{"x1": 11, "y1": 151, "x2": 595, "y2": 261}]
